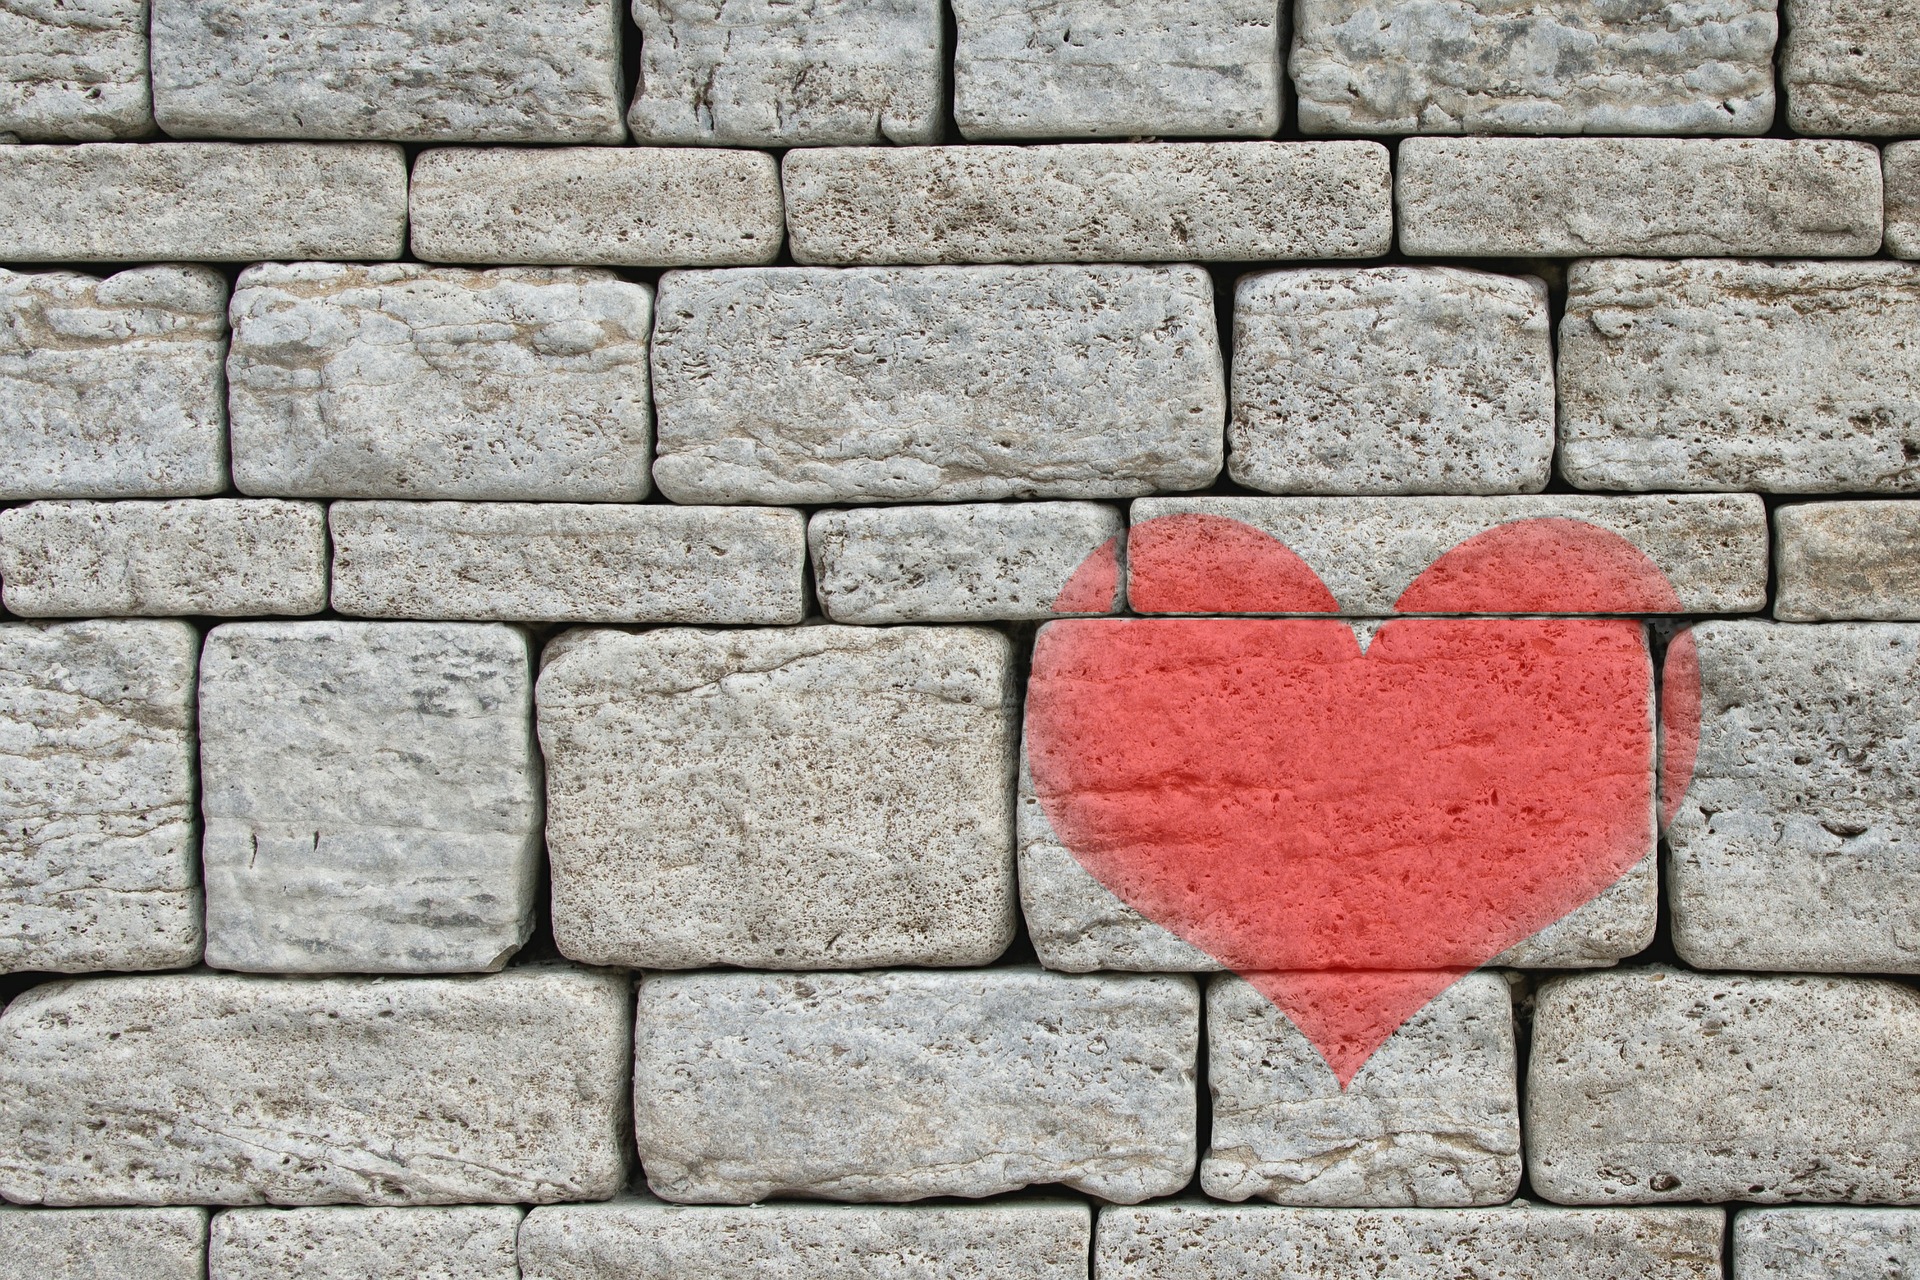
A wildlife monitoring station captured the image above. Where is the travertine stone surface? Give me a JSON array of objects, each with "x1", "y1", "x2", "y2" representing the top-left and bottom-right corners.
[
  {"x1": 0, "y1": 967, "x2": 630, "y2": 1205},
  {"x1": 628, "y1": 0, "x2": 943, "y2": 146},
  {"x1": 229, "y1": 263, "x2": 653, "y2": 501},
  {"x1": 1783, "y1": 0, "x2": 1920, "y2": 135},
  {"x1": 1775, "y1": 503, "x2": 1920, "y2": 621},
  {"x1": 537, "y1": 626, "x2": 1015, "y2": 968},
  {"x1": 0, "y1": 265, "x2": 227, "y2": 499},
  {"x1": 0, "y1": 500, "x2": 327, "y2": 617},
  {"x1": 198, "y1": 621, "x2": 541, "y2": 973},
  {"x1": 1735, "y1": 1208, "x2": 1920, "y2": 1280},
  {"x1": 652, "y1": 265, "x2": 1223, "y2": 504},
  {"x1": 150, "y1": 0, "x2": 624, "y2": 142},
  {"x1": 1397, "y1": 138, "x2": 1883, "y2": 257},
  {"x1": 1204, "y1": 973, "x2": 1520, "y2": 1206},
  {"x1": 1528, "y1": 969, "x2": 1920, "y2": 1203},
  {"x1": 1560, "y1": 260, "x2": 1920, "y2": 493},
  {"x1": 951, "y1": 0, "x2": 1282, "y2": 140},
  {"x1": 409, "y1": 147, "x2": 782, "y2": 266},
  {"x1": 520, "y1": 1200, "x2": 1091, "y2": 1280},
  {"x1": 0, "y1": 1207, "x2": 207, "y2": 1280},
  {"x1": 1292, "y1": 0, "x2": 1777, "y2": 135},
  {"x1": 0, "y1": 0, "x2": 152, "y2": 140},
  {"x1": 1889, "y1": 143, "x2": 1920, "y2": 260},
  {"x1": 810, "y1": 502, "x2": 1124, "y2": 623},
  {"x1": 1229, "y1": 267, "x2": 1553, "y2": 495},
  {"x1": 0, "y1": 142, "x2": 407, "y2": 261},
  {"x1": 0, "y1": 621, "x2": 200, "y2": 974},
  {"x1": 210, "y1": 1206, "x2": 522, "y2": 1280},
  {"x1": 634, "y1": 969, "x2": 1199, "y2": 1203},
  {"x1": 331, "y1": 502, "x2": 805, "y2": 624},
  {"x1": 783, "y1": 143, "x2": 1392, "y2": 264}
]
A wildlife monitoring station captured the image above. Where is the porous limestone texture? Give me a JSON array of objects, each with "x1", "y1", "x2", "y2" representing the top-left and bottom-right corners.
[
  {"x1": 1204, "y1": 973, "x2": 1520, "y2": 1206},
  {"x1": 634, "y1": 969, "x2": 1199, "y2": 1203},
  {"x1": 950, "y1": 0, "x2": 1282, "y2": 140},
  {"x1": 1734, "y1": 1208, "x2": 1920, "y2": 1280},
  {"x1": 198, "y1": 621, "x2": 541, "y2": 973},
  {"x1": 1528, "y1": 969, "x2": 1920, "y2": 1203},
  {"x1": 1782, "y1": 0, "x2": 1920, "y2": 135},
  {"x1": 0, "y1": 621, "x2": 200, "y2": 974},
  {"x1": 0, "y1": 142, "x2": 407, "y2": 261},
  {"x1": 519, "y1": 1200, "x2": 1092, "y2": 1280},
  {"x1": 0, "y1": 0, "x2": 152, "y2": 140},
  {"x1": 1774, "y1": 503, "x2": 1920, "y2": 621},
  {"x1": 0, "y1": 265, "x2": 227, "y2": 499},
  {"x1": 209, "y1": 1206, "x2": 522, "y2": 1280},
  {"x1": 651, "y1": 265, "x2": 1224, "y2": 504},
  {"x1": 0, "y1": 967, "x2": 631, "y2": 1205},
  {"x1": 330, "y1": 502, "x2": 806, "y2": 624},
  {"x1": 1229, "y1": 267, "x2": 1554, "y2": 495},
  {"x1": 228, "y1": 263, "x2": 654, "y2": 501},
  {"x1": 809, "y1": 502, "x2": 1125, "y2": 623},
  {"x1": 0, "y1": 500, "x2": 327, "y2": 617},
  {"x1": 536, "y1": 626, "x2": 1016, "y2": 967},
  {"x1": 149, "y1": 0, "x2": 624, "y2": 142},
  {"x1": 409, "y1": 147, "x2": 782, "y2": 267},
  {"x1": 627, "y1": 0, "x2": 943, "y2": 146},
  {"x1": 1889, "y1": 143, "x2": 1920, "y2": 260},
  {"x1": 1560, "y1": 259, "x2": 1920, "y2": 493},
  {"x1": 782, "y1": 142, "x2": 1393, "y2": 264},
  {"x1": 1291, "y1": 0, "x2": 1777, "y2": 135},
  {"x1": 0, "y1": 1207, "x2": 207, "y2": 1280},
  {"x1": 1667, "y1": 622, "x2": 1920, "y2": 972},
  {"x1": 1397, "y1": 138, "x2": 1884, "y2": 257}
]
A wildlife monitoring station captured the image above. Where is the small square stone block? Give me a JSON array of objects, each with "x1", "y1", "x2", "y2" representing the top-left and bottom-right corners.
[
  {"x1": 1783, "y1": 0, "x2": 1920, "y2": 136},
  {"x1": 209, "y1": 1206, "x2": 522, "y2": 1280},
  {"x1": 1889, "y1": 143, "x2": 1919, "y2": 260},
  {"x1": 1734, "y1": 1208, "x2": 1920, "y2": 1280},
  {"x1": 0, "y1": 1207, "x2": 207, "y2": 1280},
  {"x1": 0, "y1": 0, "x2": 152, "y2": 141},
  {"x1": 1774, "y1": 502, "x2": 1920, "y2": 622}
]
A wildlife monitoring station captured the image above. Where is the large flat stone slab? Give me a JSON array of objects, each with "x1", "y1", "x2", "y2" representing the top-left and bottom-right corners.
[
  {"x1": 1734, "y1": 1208, "x2": 1920, "y2": 1280},
  {"x1": 1890, "y1": 143, "x2": 1919, "y2": 260},
  {"x1": 0, "y1": 1207, "x2": 207, "y2": 1280},
  {"x1": 1774, "y1": 503, "x2": 1920, "y2": 621},
  {"x1": 209, "y1": 1206, "x2": 522, "y2": 1280},
  {"x1": 1783, "y1": 0, "x2": 1920, "y2": 135},
  {"x1": 0, "y1": 0, "x2": 151, "y2": 140}
]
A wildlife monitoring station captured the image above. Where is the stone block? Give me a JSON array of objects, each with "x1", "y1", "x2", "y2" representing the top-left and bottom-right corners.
[
  {"x1": 409, "y1": 147, "x2": 782, "y2": 267},
  {"x1": 228, "y1": 263, "x2": 653, "y2": 501},
  {"x1": 1774, "y1": 502, "x2": 1920, "y2": 621},
  {"x1": 198, "y1": 621, "x2": 541, "y2": 973},
  {"x1": 651, "y1": 265, "x2": 1223, "y2": 504},
  {"x1": 0, "y1": 0, "x2": 151, "y2": 140},
  {"x1": 1783, "y1": 0, "x2": 1920, "y2": 135},
  {"x1": 782, "y1": 142, "x2": 1392, "y2": 264},
  {"x1": 1890, "y1": 144, "x2": 1919, "y2": 260},
  {"x1": 330, "y1": 502, "x2": 806, "y2": 624},
  {"x1": 209, "y1": 1206, "x2": 522, "y2": 1280},
  {"x1": 0, "y1": 967, "x2": 630, "y2": 1205},
  {"x1": 536, "y1": 625, "x2": 1015, "y2": 967},
  {"x1": 1734, "y1": 1208, "x2": 1920, "y2": 1280},
  {"x1": 1397, "y1": 138, "x2": 1883, "y2": 257},
  {"x1": 634, "y1": 969, "x2": 1198, "y2": 1203},
  {"x1": 0, "y1": 1207, "x2": 207, "y2": 1280},
  {"x1": 1560, "y1": 259, "x2": 1920, "y2": 493},
  {"x1": 1229, "y1": 267, "x2": 1553, "y2": 495}
]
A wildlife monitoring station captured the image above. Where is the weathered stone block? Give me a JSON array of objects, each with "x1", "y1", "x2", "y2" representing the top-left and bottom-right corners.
[
  {"x1": 537, "y1": 625, "x2": 1015, "y2": 968},
  {"x1": 783, "y1": 142, "x2": 1391, "y2": 264},
  {"x1": 0, "y1": 1207, "x2": 207, "y2": 1280},
  {"x1": 0, "y1": 967, "x2": 630, "y2": 1204},
  {"x1": 409, "y1": 147, "x2": 782, "y2": 266},
  {"x1": 652, "y1": 265, "x2": 1223, "y2": 504},
  {"x1": 1890, "y1": 144, "x2": 1920, "y2": 260},
  {"x1": 1397, "y1": 138, "x2": 1883, "y2": 257},
  {"x1": 1775, "y1": 502, "x2": 1920, "y2": 621},
  {"x1": 1560, "y1": 260, "x2": 1920, "y2": 493},
  {"x1": 198, "y1": 621, "x2": 541, "y2": 973},
  {"x1": 1783, "y1": 0, "x2": 1920, "y2": 135},
  {"x1": 635, "y1": 969, "x2": 1198, "y2": 1203},
  {"x1": 209, "y1": 1206, "x2": 522, "y2": 1280},
  {"x1": 229, "y1": 263, "x2": 653, "y2": 501},
  {"x1": 330, "y1": 502, "x2": 806, "y2": 624},
  {"x1": 0, "y1": 0, "x2": 151, "y2": 140},
  {"x1": 1229, "y1": 267, "x2": 1553, "y2": 495},
  {"x1": 1734, "y1": 1208, "x2": 1920, "y2": 1280}
]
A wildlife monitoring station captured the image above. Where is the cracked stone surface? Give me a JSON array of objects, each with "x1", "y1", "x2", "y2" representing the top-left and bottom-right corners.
[
  {"x1": 1734, "y1": 1208, "x2": 1920, "y2": 1280},
  {"x1": 209, "y1": 1206, "x2": 522, "y2": 1280},
  {"x1": 1774, "y1": 503, "x2": 1920, "y2": 621},
  {"x1": 0, "y1": 0, "x2": 152, "y2": 140},
  {"x1": 1783, "y1": 0, "x2": 1920, "y2": 135},
  {"x1": 0, "y1": 1207, "x2": 207, "y2": 1280},
  {"x1": 1887, "y1": 143, "x2": 1919, "y2": 260}
]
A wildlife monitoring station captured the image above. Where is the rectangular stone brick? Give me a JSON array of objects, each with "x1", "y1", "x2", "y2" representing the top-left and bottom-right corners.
[
  {"x1": 810, "y1": 502, "x2": 1124, "y2": 623},
  {"x1": 229, "y1": 263, "x2": 653, "y2": 501},
  {"x1": 1397, "y1": 138, "x2": 1883, "y2": 258},
  {"x1": 151, "y1": 0, "x2": 623, "y2": 142},
  {"x1": 198, "y1": 621, "x2": 541, "y2": 973},
  {"x1": 0, "y1": 1207, "x2": 207, "y2": 1280},
  {"x1": 1560, "y1": 260, "x2": 1920, "y2": 493},
  {"x1": 1891, "y1": 143, "x2": 1919, "y2": 260},
  {"x1": 0, "y1": 500, "x2": 326, "y2": 617},
  {"x1": 537, "y1": 626, "x2": 1014, "y2": 968},
  {"x1": 783, "y1": 142, "x2": 1392, "y2": 265},
  {"x1": 0, "y1": 0, "x2": 151, "y2": 140},
  {"x1": 210, "y1": 1206, "x2": 521, "y2": 1280},
  {"x1": 0, "y1": 142, "x2": 406, "y2": 261},
  {"x1": 1528, "y1": 969, "x2": 1920, "y2": 1203},
  {"x1": 1735, "y1": 1208, "x2": 1920, "y2": 1280},
  {"x1": 0, "y1": 967, "x2": 630, "y2": 1205},
  {"x1": 1775, "y1": 502, "x2": 1920, "y2": 621},
  {"x1": 409, "y1": 147, "x2": 782, "y2": 267},
  {"x1": 1783, "y1": 0, "x2": 1920, "y2": 135},
  {"x1": 0, "y1": 621, "x2": 200, "y2": 974},
  {"x1": 330, "y1": 502, "x2": 806, "y2": 625},
  {"x1": 635, "y1": 970, "x2": 1197, "y2": 1203},
  {"x1": 652, "y1": 265, "x2": 1223, "y2": 504}
]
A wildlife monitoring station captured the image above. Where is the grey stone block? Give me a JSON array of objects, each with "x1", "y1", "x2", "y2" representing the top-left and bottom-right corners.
[
  {"x1": 0, "y1": 1207, "x2": 207, "y2": 1280},
  {"x1": 1783, "y1": 0, "x2": 1920, "y2": 136},
  {"x1": 1398, "y1": 138, "x2": 1883, "y2": 258},
  {"x1": 634, "y1": 969, "x2": 1198, "y2": 1203},
  {"x1": 1734, "y1": 1208, "x2": 1920, "y2": 1280},
  {"x1": 229, "y1": 262, "x2": 653, "y2": 501},
  {"x1": 330, "y1": 502, "x2": 806, "y2": 624},
  {"x1": 198, "y1": 621, "x2": 541, "y2": 974},
  {"x1": 1775, "y1": 502, "x2": 1920, "y2": 622},
  {"x1": 0, "y1": 967, "x2": 630, "y2": 1205},
  {"x1": 1887, "y1": 142, "x2": 1919, "y2": 260},
  {"x1": 783, "y1": 142, "x2": 1392, "y2": 265},
  {"x1": 0, "y1": 0, "x2": 152, "y2": 140},
  {"x1": 652, "y1": 265, "x2": 1223, "y2": 504},
  {"x1": 536, "y1": 625, "x2": 1015, "y2": 968},
  {"x1": 209, "y1": 1206, "x2": 522, "y2": 1280}
]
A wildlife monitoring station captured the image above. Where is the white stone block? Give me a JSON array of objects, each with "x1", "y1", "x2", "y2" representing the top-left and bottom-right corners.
[
  {"x1": 1734, "y1": 1208, "x2": 1920, "y2": 1280},
  {"x1": 0, "y1": 1207, "x2": 207, "y2": 1280},
  {"x1": 0, "y1": 0, "x2": 152, "y2": 141},
  {"x1": 1783, "y1": 0, "x2": 1920, "y2": 135},
  {"x1": 1890, "y1": 143, "x2": 1919, "y2": 260},
  {"x1": 209, "y1": 1206, "x2": 521, "y2": 1280},
  {"x1": 1775, "y1": 502, "x2": 1920, "y2": 622}
]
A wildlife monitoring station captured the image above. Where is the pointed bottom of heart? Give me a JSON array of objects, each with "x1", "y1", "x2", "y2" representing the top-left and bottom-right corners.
[{"x1": 1244, "y1": 969, "x2": 1477, "y2": 1088}]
